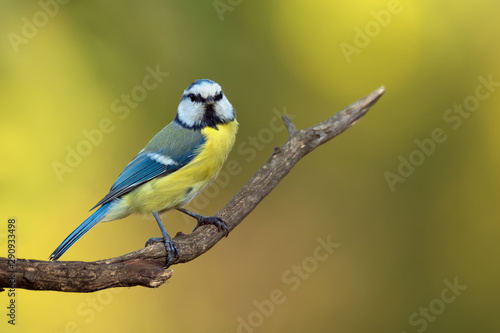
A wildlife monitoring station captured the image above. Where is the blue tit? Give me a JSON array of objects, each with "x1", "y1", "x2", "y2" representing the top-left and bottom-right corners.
[{"x1": 50, "y1": 79, "x2": 238, "y2": 266}]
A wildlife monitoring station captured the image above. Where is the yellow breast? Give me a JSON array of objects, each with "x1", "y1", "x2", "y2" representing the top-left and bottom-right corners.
[{"x1": 124, "y1": 120, "x2": 238, "y2": 214}]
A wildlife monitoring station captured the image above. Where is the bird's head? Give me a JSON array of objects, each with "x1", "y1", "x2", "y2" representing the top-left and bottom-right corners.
[{"x1": 176, "y1": 79, "x2": 235, "y2": 130}]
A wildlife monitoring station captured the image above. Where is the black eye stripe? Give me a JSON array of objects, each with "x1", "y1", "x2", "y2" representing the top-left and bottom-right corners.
[
  {"x1": 186, "y1": 91, "x2": 223, "y2": 103},
  {"x1": 189, "y1": 93, "x2": 203, "y2": 103},
  {"x1": 214, "y1": 91, "x2": 223, "y2": 101}
]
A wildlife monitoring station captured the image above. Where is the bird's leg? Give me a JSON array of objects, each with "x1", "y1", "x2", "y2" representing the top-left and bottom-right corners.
[
  {"x1": 145, "y1": 212, "x2": 179, "y2": 267},
  {"x1": 177, "y1": 207, "x2": 229, "y2": 237}
]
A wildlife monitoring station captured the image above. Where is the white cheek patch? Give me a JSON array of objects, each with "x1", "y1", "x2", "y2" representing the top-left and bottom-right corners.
[
  {"x1": 177, "y1": 101, "x2": 205, "y2": 127},
  {"x1": 147, "y1": 153, "x2": 178, "y2": 166},
  {"x1": 216, "y1": 96, "x2": 235, "y2": 121}
]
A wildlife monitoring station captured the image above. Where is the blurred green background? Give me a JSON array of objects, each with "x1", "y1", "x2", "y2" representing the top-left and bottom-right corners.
[{"x1": 1, "y1": 0, "x2": 499, "y2": 332}]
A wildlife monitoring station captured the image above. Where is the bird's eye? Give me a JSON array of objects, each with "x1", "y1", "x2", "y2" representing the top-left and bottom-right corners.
[
  {"x1": 189, "y1": 94, "x2": 202, "y2": 103},
  {"x1": 214, "y1": 91, "x2": 223, "y2": 102}
]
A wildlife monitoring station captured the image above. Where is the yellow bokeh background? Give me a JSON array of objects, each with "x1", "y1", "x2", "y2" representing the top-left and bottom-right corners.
[{"x1": 1, "y1": 1, "x2": 499, "y2": 332}]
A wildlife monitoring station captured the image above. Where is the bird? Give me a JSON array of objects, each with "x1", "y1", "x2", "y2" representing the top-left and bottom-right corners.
[{"x1": 50, "y1": 79, "x2": 238, "y2": 266}]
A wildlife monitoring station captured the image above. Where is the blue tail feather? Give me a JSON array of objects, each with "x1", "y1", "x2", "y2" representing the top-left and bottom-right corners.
[{"x1": 50, "y1": 203, "x2": 112, "y2": 261}]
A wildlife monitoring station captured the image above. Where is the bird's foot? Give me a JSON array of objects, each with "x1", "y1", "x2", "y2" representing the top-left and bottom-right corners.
[
  {"x1": 192, "y1": 215, "x2": 229, "y2": 237},
  {"x1": 177, "y1": 208, "x2": 230, "y2": 236},
  {"x1": 145, "y1": 237, "x2": 179, "y2": 268}
]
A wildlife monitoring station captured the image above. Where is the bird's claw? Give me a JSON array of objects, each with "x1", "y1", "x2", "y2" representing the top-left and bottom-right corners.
[
  {"x1": 145, "y1": 237, "x2": 179, "y2": 268},
  {"x1": 192, "y1": 216, "x2": 229, "y2": 237}
]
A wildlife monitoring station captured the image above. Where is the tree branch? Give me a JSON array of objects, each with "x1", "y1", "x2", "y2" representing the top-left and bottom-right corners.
[{"x1": 0, "y1": 86, "x2": 385, "y2": 293}]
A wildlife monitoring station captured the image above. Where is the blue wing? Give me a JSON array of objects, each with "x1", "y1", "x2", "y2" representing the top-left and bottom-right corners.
[{"x1": 91, "y1": 125, "x2": 205, "y2": 210}]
